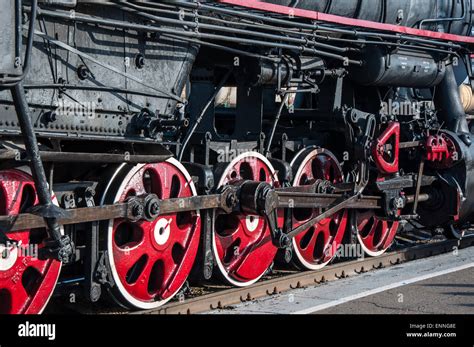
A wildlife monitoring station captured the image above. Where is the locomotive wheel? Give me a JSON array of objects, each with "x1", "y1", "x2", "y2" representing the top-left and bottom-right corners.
[
  {"x1": 0, "y1": 169, "x2": 62, "y2": 314},
  {"x1": 352, "y1": 210, "x2": 399, "y2": 257},
  {"x1": 290, "y1": 147, "x2": 348, "y2": 270},
  {"x1": 444, "y1": 225, "x2": 464, "y2": 240},
  {"x1": 212, "y1": 152, "x2": 282, "y2": 287},
  {"x1": 101, "y1": 159, "x2": 201, "y2": 310}
]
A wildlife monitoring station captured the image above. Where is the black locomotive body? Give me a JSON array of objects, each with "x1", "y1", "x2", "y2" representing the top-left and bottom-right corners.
[{"x1": 1, "y1": 0, "x2": 474, "y2": 314}]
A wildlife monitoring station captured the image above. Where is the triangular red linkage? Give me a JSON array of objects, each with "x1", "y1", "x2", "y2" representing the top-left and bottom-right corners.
[{"x1": 372, "y1": 122, "x2": 400, "y2": 175}]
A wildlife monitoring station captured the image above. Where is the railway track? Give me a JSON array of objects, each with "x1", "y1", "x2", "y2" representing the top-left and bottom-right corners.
[
  {"x1": 135, "y1": 237, "x2": 472, "y2": 314},
  {"x1": 46, "y1": 230, "x2": 474, "y2": 315},
  {"x1": 141, "y1": 234, "x2": 474, "y2": 315},
  {"x1": 109, "y1": 230, "x2": 473, "y2": 315}
]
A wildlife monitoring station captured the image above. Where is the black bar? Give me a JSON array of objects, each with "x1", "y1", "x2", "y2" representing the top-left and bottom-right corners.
[
  {"x1": 11, "y1": 83, "x2": 62, "y2": 241},
  {"x1": 0, "y1": 149, "x2": 171, "y2": 164}
]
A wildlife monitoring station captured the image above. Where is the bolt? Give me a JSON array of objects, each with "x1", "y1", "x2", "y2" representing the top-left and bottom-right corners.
[
  {"x1": 135, "y1": 53, "x2": 145, "y2": 69},
  {"x1": 206, "y1": 178, "x2": 214, "y2": 190},
  {"x1": 84, "y1": 188, "x2": 96, "y2": 201},
  {"x1": 283, "y1": 248, "x2": 292, "y2": 263},
  {"x1": 203, "y1": 265, "x2": 212, "y2": 280},
  {"x1": 226, "y1": 192, "x2": 238, "y2": 209},
  {"x1": 77, "y1": 65, "x2": 90, "y2": 80},
  {"x1": 274, "y1": 231, "x2": 291, "y2": 249},
  {"x1": 90, "y1": 284, "x2": 102, "y2": 302},
  {"x1": 150, "y1": 202, "x2": 159, "y2": 215},
  {"x1": 392, "y1": 197, "x2": 405, "y2": 209},
  {"x1": 131, "y1": 203, "x2": 144, "y2": 218}
]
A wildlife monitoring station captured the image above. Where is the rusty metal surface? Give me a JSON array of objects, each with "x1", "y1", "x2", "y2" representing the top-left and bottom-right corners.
[
  {"x1": 277, "y1": 192, "x2": 381, "y2": 209},
  {"x1": 0, "y1": 194, "x2": 226, "y2": 232},
  {"x1": 0, "y1": 188, "x2": 381, "y2": 233}
]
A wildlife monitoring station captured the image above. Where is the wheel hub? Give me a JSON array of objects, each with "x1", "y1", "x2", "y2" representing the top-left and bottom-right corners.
[
  {"x1": 245, "y1": 215, "x2": 260, "y2": 233},
  {"x1": 152, "y1": 218, "x2": 172, "y2": 247}
]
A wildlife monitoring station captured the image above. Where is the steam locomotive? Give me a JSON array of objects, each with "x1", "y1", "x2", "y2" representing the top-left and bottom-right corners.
[{"x1": 1, "y1": 0, "x2": 473, "y2": 313}]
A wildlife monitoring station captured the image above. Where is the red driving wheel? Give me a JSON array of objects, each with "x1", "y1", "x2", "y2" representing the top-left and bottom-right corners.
[
  {"x1": 101, "y1": 159, "x2": 201, "y2": 309},
  {"x1": 290, "y1": 147, "x2": 348, "y2": 270},
  {"x1": 353, "y1": 209, "x2": 399, "y2": 257},
  {"x1": 212, "y1": 152, "x2": 282, "y2": 286},
  {"x1": 0, "y1": 169, "x2": 61, "y2": 314}
]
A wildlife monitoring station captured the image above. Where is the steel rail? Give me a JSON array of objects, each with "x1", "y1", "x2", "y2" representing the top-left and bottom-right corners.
[{"x1": 130, "y1": 234, "x2": 474, "y2": 315}]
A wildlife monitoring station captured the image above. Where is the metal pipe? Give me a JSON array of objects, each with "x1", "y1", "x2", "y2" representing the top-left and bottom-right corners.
[
  {"x1": 24, "y1": 83, "x2": 177, "y2": 98},
  {"x1": 169, "y1": 0, "x2": 463, "y2": 50},
  {"x1": 406, "y1": 193, "x2": 430, "y2": 204},
  {"x1": 139, "y1": 1, "x2": 460, "y2": 55},
  {"x1": 117, "y1": 1, "x2": 356, "y2": 55},
  {"x1": 161, "y1": 34, "x2": 281, "y2": 63},
  {"x1": 11, "y1": 83, "x2": 62, "y2": 240},
  {"x1": 265, "y1": 94, "x2": 289, "y2": 156},
  {"x1": 0, "y1": 149, "x2": 172, "y2": 164},
  {"x1": 419, "y1": 0, "x2": 468, "y2": 30},
  {"x1": 36, "y1": 8, "x2": 362, "y2": 66},
  {"x1": 434, "y1": 64, "x2": 470, "y2": 134},
  {"x1": 15, "y1": 0, "x2": 21, "y2": 64}
]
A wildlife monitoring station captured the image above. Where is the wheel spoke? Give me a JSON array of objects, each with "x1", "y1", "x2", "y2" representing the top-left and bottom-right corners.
[
  {"x1": 229, "y1": 233, "x2": 274, "y2": 281},
  {"x1": 114, "y1": 246, "x2": 149, "y2": 281},
  {"x1": 9, "y1": 283, "x2": 30, "y2": 314},
  {"x1": 362, "y1": 226, "x2": 376, "y2": 249},
  {"x1": 139, "y1": 248, "x2": 172, "y2": 297},
  {"x1": 297, "y1": 228, "x2": 318, "y2": 260}
]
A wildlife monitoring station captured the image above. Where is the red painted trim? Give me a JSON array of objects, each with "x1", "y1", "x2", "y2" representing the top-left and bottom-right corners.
[
  {"x1": 372, "y1": 122, "x2": 400, "y2": 175},
  {"x1": 218, "y1": 0, "x2": 474, "y2": 45}
]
